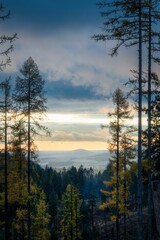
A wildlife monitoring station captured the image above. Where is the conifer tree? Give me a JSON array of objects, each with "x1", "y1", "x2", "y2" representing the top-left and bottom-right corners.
[
  {"x1": 32, "y1": 191, "x2": 51, "y2": 240},
  {"x1": 0, "y1": 87, "x2": 31, "y2": 239},
  {"x1": 6, "y1": 122, "x2": 29, "y2": 240},
  {"x1": 93, "y1": 2, "x2": 160, "y2": 239},
  {"x1": 120, "y1": 133, "x2": 136, "y2": 239},
  {"x1": 13, "y1": 57, "x2": 48, "y2": 240},
  {"x1": 100, "y1": 88, "x2": 134, "y2": 240},
  {"x1": 8, "y1": 120, "x2": 28, "y2": 206},
  {"x1": 0, "y1": 3, "x2": 17, "y2": 235},
  {"x1": 14, "y1": 208, "x2": 28, "y2": 240},
  {"x1": 61, "y1": 184, "x2": 81, "y2": 240}
]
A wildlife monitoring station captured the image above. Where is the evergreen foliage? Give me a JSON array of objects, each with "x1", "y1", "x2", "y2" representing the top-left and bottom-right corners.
[
  {"x1": 61, "y1": 184, "x2": 81, "y2": 240},
  {"x1": 32, "y1": 191, "x2": 51, "y2": 240},
  {"x1": 13, "y1": 57, "x2": 48, "y2": 239},
  {"x1": 100, "y1": 88, "x2": 136, "y2": 239}
]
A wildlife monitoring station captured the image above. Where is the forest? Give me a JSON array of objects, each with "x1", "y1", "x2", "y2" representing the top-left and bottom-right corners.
[{"x1": 0, "y1": 1, "x2": 160, "y2": 240}]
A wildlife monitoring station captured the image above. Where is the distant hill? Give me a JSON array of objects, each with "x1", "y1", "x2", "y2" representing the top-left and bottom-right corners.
[{"x1": 38, "y1": 149, "x2": 110, "y2": 170}]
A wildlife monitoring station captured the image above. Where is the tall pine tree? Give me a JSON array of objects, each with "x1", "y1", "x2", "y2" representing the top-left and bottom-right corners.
[
  {"x1": 61, "y1": 184, "x2": 81, "y2": 240},
  {"x1": 100, "y1": 88, "x2": 134, "y2": 240},
  {"x1": 13, "y1": 57, "x2": 48, "y2": 240}
]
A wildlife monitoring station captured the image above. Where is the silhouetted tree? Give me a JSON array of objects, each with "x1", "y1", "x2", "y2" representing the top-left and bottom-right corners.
[
  {"x1": 13, "y1": 57, "x2": 48, "y2": 240},
  {"x1": 100, "y1": 88, "x2": 133, "y2": 240},
  {"x1": 92, "y1": 2, "x2": 144, "y2": 238},
  {"x1": 120, "y1": 133, "x2": 136, "y2": 239}
]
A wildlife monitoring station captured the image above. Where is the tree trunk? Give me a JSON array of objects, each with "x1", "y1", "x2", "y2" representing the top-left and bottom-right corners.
[
  {"x1": 152, "y1": 180, "x2": 160, "y2": 239},
  {"x1": 147, "y1": 1, "x2": 152, "y2": 239},
  {"x1": 137, "y1": 0, "x2": 143, "y2": 237},
  {"x1": 4, "y1": 85, "x2": 8, "y2": 240}
]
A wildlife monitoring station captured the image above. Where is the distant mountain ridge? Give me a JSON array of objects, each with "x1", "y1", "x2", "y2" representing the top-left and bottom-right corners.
[{"x1": 38, "y1": 149, "x2": 109, "y2": 170}]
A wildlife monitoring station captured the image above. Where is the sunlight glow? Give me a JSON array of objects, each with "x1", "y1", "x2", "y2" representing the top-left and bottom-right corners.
[
  {"x1": 42, "y1": 113, "x2": 147, "y2": 127},
  {"x1": 43, "y1": 113, "x2": 108, "y2": 125},
  {"x1": 35, "y1": 140, "x2": 108, "y2": 151}
]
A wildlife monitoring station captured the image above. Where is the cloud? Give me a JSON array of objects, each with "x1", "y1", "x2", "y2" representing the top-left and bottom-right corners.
[
  {"x1": 0, "y1": 0, "x2": 143, "y2": 151},
  {"x1": 44, "y1": 128, "x2": 108, "y2": 142},
  {"x1": 4, "y1": 0, "x2": 137, "y2": 99},
  {"x1": 6, "y1": 31, "x2": 136, "y2": 99},
  {"x1": 2, "y1": 0, "x2": 138, "y2": 101},
  {"x1": 45, "y1": 79, "x2": 105, "y2": 100},
  {"x1": 46, "y1": 98, "x2": 109, "y2": 115}
]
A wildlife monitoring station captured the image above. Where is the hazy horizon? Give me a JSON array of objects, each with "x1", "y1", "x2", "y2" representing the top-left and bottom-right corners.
[{"x1": 37, "y1": 149, "x2": 110, "y2": 170}]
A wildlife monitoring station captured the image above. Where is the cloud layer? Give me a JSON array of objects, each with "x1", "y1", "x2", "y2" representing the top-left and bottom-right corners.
[{"x1": 1, "y1": 0, "x2": 140, "y2": 149}]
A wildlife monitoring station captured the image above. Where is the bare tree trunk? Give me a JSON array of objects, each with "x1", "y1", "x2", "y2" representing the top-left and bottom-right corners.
[
  {"x1": 147, "y1": 1, "x2": 152, "y2": 240},
  {"x1": 123, "y1": 153, "x2": 127, "y2": 240},
  {"x1": 116, "y1": 107, "x2": 120, "y2": 240},
  {"x1": 4, "y1": 85, "x2": 8, "y2": 240},
  {"x1": 138, "y1": 0, "x2": 143, "y2": 239},
  {"x1": 27, "y1": 70, "x2": 31, "y2": 240}
]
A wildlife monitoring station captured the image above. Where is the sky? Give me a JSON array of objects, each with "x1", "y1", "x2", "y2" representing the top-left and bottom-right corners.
[{"x1": 2, "y1": 0, "x2": 139, "y2": 151}]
